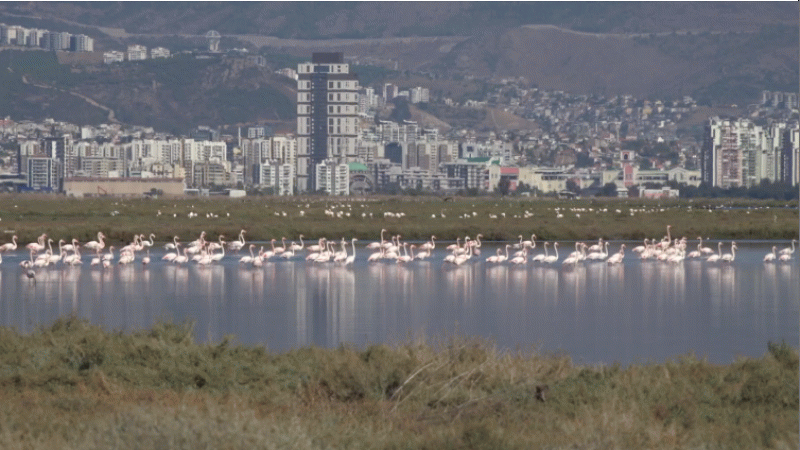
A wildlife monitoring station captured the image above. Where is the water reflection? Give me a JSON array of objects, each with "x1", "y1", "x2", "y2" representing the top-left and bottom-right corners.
[{"x1": 0, "y1": 243, "x2": 796, "y2": 364}]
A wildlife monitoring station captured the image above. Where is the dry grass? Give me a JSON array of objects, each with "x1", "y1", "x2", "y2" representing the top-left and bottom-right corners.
[
  {"x1": 0, "y1": 194, "x2": 797, "y2": 246},
  {"x1": 0, "y1": 318, "x2": 796, "y2": 449}
]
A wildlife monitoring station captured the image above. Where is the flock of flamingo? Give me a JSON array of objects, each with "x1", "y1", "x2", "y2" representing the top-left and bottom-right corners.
[{"x1": 0, "y1": 225, "x2": 796, "y2": 275}]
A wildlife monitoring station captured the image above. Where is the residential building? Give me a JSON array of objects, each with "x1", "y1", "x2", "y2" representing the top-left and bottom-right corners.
[
  {"x1": 150, "y1": 47, "x2": 170, "y2": 59},
  {"x1": 70, "y1": 34, "x2": 94, "y2": 52},
  {"x1": 702, "y1": 117, "x2": 788, "y2": 188},
  {"x1": 26, "y1": 157, "x2": 60, "y2": 191},
  {"x1": 782, "y1": 126, "x2": 800, "y2": 185},
  {"x1": 296, "y1": 52, "x2": 360, "y2": 191},
  {"x1": 255, "y1": 161, "x2": 294, "y2": 195},
  {"x1": 127, "y1": 45, "x2": 147, "y2": 61},
  {"x1": 315, "y1": 159, "x2": 349, "y2": 195},
  {"x1": 103, "y1": 51, "x2": 125, "y2": 64}
]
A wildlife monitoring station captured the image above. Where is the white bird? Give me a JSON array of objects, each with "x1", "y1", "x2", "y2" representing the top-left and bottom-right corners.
[
  {"x1": 763, "y1": 246, "x2": 777, "y2": 262},
  {"x1": 606, "y1": 244, "x2": 625, "y2": 265},
  {"x1": 542, "y1": 242, "x2": 559, "y2": 264},
  {"x1": 0, "y1": 235, "x2": 18, "y2": 252},
  {"x1": 706, "y1": 242, "x2": 723, "y2": 263},
  {"x1": 778, "y1": 239, "x2": 796, "y2": 256},
  {"x1": 344, "y1": 239, "x2": 357, "y2": 265},
  {"x1": 721, "y1": 242, "x2": 737, "y2": 262}
]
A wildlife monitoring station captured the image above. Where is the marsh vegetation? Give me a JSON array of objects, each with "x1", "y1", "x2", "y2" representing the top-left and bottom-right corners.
[{"x1": 0, "y1": 319, "x2": 796, "y2": 449}]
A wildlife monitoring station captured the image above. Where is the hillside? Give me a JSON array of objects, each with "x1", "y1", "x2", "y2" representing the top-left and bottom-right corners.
[
  {"x1": 0, "y1": 51, "x2": 295, "y2": 134},
  {"x1": 432, "y1": 24, "x2": 799, "y2": 105},
  {"x1": 0, "y1": 3, "x2": 796, "y2": 130},
  {"x1": 1, "y1": 2, "x2": 795, "y2": 38}
]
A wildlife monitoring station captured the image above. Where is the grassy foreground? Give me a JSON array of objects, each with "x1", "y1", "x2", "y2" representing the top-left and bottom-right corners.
[
  {"x1": 0, "y1": 194, "x2": 798, "y2": 245},
  {"x1": 0, "y1": 319, "x2": 796, "y2": 449}
]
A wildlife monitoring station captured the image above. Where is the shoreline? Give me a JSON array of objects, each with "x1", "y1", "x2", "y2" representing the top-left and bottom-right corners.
[{"x1": 0, "y1": 195, "x2": 797, "y2": 245}]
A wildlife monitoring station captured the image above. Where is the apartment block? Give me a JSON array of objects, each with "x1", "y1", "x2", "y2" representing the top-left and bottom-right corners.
[
  {"x1": 296, "y1": 52, "x2": 360, "y2": 191},
  {"x1": 315, "y1": 159, "x2": 349, "y2": 195},
  {"x1": 127, "y1": 45, "x2": 147, "y2": 61},
  {"x1": 150, "y1": 47, "x2": 170, "y2": 59}
]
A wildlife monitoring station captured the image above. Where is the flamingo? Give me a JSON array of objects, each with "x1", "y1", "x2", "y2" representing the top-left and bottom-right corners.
[
  {"x1": 778, "y1": 253, "x2": 793, "y2": 262},
  {"x1": 281, "y1": 243, "x2": 297, "y2": 259},
  {"x1": 562, "y1": 252, "x2": 579, "y2": 266},
  {"x1": 397, "y1": 243, "x2": 413, "y2": 263},
  {"x1": 509, "y1": 247, "x2": 527, "y2": 265},
  {"x1": 142, "y1": 249, "x2": 151, "y2": 265},
  {"x1": 367, "y1": 246, "x2": 384, "y2": 262},
  {"x1": 239, "y1": 244, "x2": 257, "y2": 264},
  {"x1": 26, "y1": 233, "x2": 47, "y2": 253},
  {"x1": 344, "y1": 238, "x2": 357, "y2": 265},
  {"x1": 419, "y1": 235, "x2": 436, "y2": 252},
  {"x1": 19, "y1": 249, "x2": 35, "y2": 268},
  {"x1": 173, "y1": 247, "x2": 189, "y2": 264},
  {"x1": 118, "y1": 250, "x2": 135, "y2": 265},
  {"x1": 586, "y1": 242, "x2": 609, "y2": 261},
  {"x1": 414, "y1": 244, "x2": 431, "y2": 260},
  {"x1": 273, "y1": 237, "x2": 287, "y2": 256},
  {"x1": 367, "y1": 229, "x2": 387, "y2": 250},
  {"x1": 587, "y1": 238, "x2": 603, "y2": 253},
  {"x1": 763, "y1": 246, "x2": 777, "y2": 262},
  {"x1": 607, "y1": 244, "x2": 626, "y2": 265},
  {"x1": 333, "y1": 240, "x2": 349, "y2": 263},
  {"x1": 142, "y1": 233, "x2": 155, "y2": 248},
  {"x1": 532, "y1": 242, "x2": 548, "y2": 263},
  {"x1": 211, "y1": 244, "x2": 225, "y2": 262},
  {"x1": 472, "y1": 234, "x2": 483, "y2": 256},
  {"x1": 102, "y1": 246, "x2": 116, "y2": 263},
  {"x1": 0, "y1": 235, "x2": 18, "y2": 252},
  {"x1": 61, "y1": 238, "x2": 79, "y2": 253},
  {"x1": 290, "y1": 235, "x2": 305, "y2": 252},
  {"x1": 307, "y1": 238, "x2": 326, "y2": 253},
  {"x1": 542, "y1": 243, "x2": 559, "y2": 264},
  {"x1": 229, "y1": 230, "x2": 246, "y2": 253},
  {"x1": 486, "y1": 248, "x2": 503, "y2": 263},
  {"x1": 497, "y1": 244, "x2": 510, "y2": 263},
  {"x1": 698, "y1": 237, "x2": 714, "y2": 255},
  {"x1": 90, "y1": 250, "x2": 102, "y2": 266},
  {"x1": 721, "y1": 242, "x2": 737, "y2": 262},
  {"x1": 686, "y1": 239, "x2": 704, "y2": 259},
  {"x1": 778, "y1": 239, "x2": 797, "y2": 256},
  {"x1": 64, "y1": 246, "x2": 82, "y2": 265},
  {"x1": 164, "y1": 236, "x2": 179, "y2": 250},
  {"x1": 83, "y1": 232, "x2": 105, "y2": 252},
  {"x1": 706, "y1": 242, "x2": 723, "y2": 263}
]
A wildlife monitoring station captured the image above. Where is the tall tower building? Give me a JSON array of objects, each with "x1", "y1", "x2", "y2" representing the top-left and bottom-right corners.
[{"x1": 296, "y1": 52, "x2": 359, "y2": 192}]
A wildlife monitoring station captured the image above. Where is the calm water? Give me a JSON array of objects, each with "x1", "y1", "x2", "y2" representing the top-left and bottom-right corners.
[{"x1": 0, "y1": 242, "x2": 797, "y2": 365}]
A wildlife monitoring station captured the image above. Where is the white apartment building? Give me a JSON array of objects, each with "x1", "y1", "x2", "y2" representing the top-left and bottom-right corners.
[
  {"x1": 127, "y1": 45, "x2": 147, "y2": 61},
  {"x1": 410, "y1": 86, "x2": 430, "y2": 104},
  {"x1": 26, "y1": 157, "x2": 60, "y2": 191},
  {"x1": 256, "y1": 161, "x2": 295, "y2": 195},
  {"x1": 150, "y1": 47, "x2": 170, "y2": 59},
  {"x1": 72, "y1": 34, "x2": 94, "y2": 52},
  {"x1": 297, "y1": 52, "x2": 360, "y2": 192},
  {"x1": 103, "y1": 51, "x2": 125, "y2": 64},
  {"x1": 315, "y1": 160, "x2": 349, "y2": 195},
  {"x1": 701, "y1": 117, "x2": 793, "y2": 188}
]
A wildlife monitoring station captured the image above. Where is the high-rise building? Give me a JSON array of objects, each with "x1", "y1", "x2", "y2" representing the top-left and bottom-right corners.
[
  {"x1": 296, "y1": 52, "x2": 359, "y2": 192},
  {"x1": 70, "y1": 34, "x2": 94, "y2": 52},
  {"x1": 702, "y1": 117, "x2": 796, "y2": 188},
  {"x1": 781, "y1": 126, "x2": 800, "y2": 186}
]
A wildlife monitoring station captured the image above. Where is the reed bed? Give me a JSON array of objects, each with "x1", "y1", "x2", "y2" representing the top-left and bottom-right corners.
[
  {"x1": 0, "y1": 194, "x2": 798, "y2": 246},
  {"x1": 0, "y1": 318, "x2": 796, "y2": 449}
]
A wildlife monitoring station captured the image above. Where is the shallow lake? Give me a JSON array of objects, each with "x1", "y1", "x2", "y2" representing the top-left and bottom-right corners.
[{"x1": 0, "y1": 241, "x2": 797, "y2": 365}]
